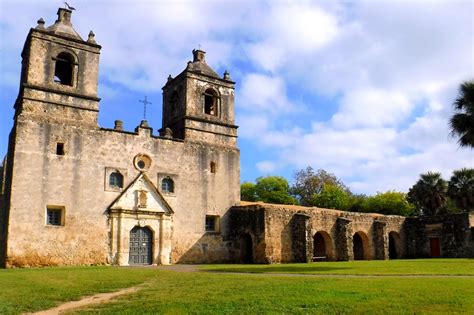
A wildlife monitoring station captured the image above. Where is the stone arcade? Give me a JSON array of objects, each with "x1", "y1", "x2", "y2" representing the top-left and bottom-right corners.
[{"x1": 0, "y1": 8, "x2": 473, "y2": 267}]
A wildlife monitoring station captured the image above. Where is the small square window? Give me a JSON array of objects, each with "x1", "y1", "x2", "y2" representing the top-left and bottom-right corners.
[
  {"x1": 46, "y1": 206, "x2": 64, "y2": 226},
  {"x1": 205, "y1": 215, "x2": 219, "y2": 233},
  {"x1": 56, "y1": 143, "x2": 65, "y2": 155},
  {"x1": 210, "y1": 161, "x2": 216, "y2": 173}
]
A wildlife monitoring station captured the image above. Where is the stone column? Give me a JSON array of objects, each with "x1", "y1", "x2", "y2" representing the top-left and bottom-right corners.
[
  {"x1": 159, "y1": 215, "x2": 172, "y2": 265},
  {"x1": 336, "y1": 217, "x2": 353, "y2": 261},
  {"x1": 291, "y1": 213, "x2": 312, "y2": 263},
  {"x1": 373, "y1": 220, "x2": 387, "y2": 260}
]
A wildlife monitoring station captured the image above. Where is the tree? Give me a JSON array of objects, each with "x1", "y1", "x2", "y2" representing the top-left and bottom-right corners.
[
  {"x1": 240, "y1": 182, "x2": 257, "y2": 201},
  {"x1": 252, "y1": 176, "x2": 297, "y2": 205},
  {"x1": 311, "y1": 184, "x2": 351, "y2": 210},
  {"x1": 291, "y1": 167, "x2": 350, "y2": 206},
  {"x1": 447, "y1": 168, "x2": 474, "y2": 212},
  {"x1": 407, "y1": 172, "x2": 448, "y2": 216},
  {"x1": 364, "y1": 191, "x2": 414, "y2": 216},
  {"x1": 347, "y1": 194, "x2": 369, "y2": 213},
  {"x1": 450, "y1": 81, "x2": 474, "y2": 148}
]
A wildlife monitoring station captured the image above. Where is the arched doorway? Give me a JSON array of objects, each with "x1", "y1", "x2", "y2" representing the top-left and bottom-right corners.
[
  {"x1": 241, "y1": 233, "x2": 253, "y2": 264},
  {"x1": 313, "y1": 231, "x2": 334, "y2": 260},
  {"x1": 388, "y1": 232, "x2": 401, "y2": 259},
  {"x1": 129, "y1": 226, "x2": 153, "y2": 265},
  {"x1": 353, "y1": 232, "x2": 369, "y2": 260}
]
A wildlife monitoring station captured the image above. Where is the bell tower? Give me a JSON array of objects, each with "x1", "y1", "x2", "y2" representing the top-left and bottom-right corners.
[
  {"x1": 161, "y1": 49, "x2": 238, "y2": 147},
  {"x1": 15, "y1": 8, "x2": 101, "y2": 126}
]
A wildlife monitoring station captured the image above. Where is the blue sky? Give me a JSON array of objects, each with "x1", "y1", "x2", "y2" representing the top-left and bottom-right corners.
[{"x1": 0, "y1": 0, "x2": 472, "y2": 195}]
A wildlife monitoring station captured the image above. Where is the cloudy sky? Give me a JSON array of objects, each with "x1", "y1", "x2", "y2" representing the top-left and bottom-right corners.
[{"x1": 0, "y1": 0, "x2": 472, "y2": 195}]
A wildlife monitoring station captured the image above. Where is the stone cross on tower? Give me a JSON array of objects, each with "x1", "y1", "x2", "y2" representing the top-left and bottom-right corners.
[{"x1": 139, "y1": 96, "x2": 152, "y2": 120}]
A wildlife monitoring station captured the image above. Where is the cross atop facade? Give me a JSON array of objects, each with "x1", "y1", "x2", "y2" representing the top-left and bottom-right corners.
[{"x1": 139, "y1": 96, "x2": 152, "y2": 120}]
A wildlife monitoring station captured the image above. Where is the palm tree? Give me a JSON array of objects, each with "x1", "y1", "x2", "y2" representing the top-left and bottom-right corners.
[
  {"x1": 450, "y1": 81, "x2": 474, "y2": 148},
  {"x1": 447, "y1": 168, "x2": 474, "y2": 212},
  {"x1": 407, "y1": 172, "x2": 448, "y2": 216}
]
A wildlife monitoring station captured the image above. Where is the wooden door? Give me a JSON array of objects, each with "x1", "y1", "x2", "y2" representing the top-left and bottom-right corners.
[
  {"x1": 129, "y1": 226, "x2": 152, "y2": 265},
  {"x1": 430, "y1": 238, "x2": 441, "y2": 258}
]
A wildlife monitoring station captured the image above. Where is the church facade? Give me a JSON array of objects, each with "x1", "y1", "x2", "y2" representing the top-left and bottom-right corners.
[
  {"x1": 1, "y1": 8, "x2": 473, "y2": 267},
  {"x1": 0, "y1": 8, "x2": 239, "y2": 267}
]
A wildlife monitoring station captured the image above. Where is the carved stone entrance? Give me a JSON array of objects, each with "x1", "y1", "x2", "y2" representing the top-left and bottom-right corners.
[
  {"x1": 108, "y1": 173, "x2": 174, "y2": 266},
  {"x1": 129, "y1": 226, "x2": 152, "y2": 265}
]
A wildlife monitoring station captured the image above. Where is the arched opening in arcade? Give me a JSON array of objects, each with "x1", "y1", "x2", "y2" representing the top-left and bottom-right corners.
[
  {"x1": 388, "y1": 231, "x2": 401, "y2": 259},
  {"x1": 353, "y1": 231, "x2": 370, "y2": 260},
  {"x1": 313, "y1": 231, "x2": 334, "y2": 261}
]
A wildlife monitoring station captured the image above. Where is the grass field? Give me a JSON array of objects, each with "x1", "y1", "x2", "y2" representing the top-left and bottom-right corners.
[
  {"x1": 0, "y1": 259, "x2": 473, "y2": 314},
  {"x1": 200, "y1": 258, "x2": 474, "y2": 275}
]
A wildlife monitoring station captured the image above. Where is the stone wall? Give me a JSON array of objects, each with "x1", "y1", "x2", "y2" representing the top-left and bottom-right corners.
[
  {"x1": 227, "y1": 206, "x2": 266, "y2": 263},
  {"x1": 404, "y1": 213, "x2": 474, "y2": 258},
  {"x1": 231, "y1": 203, "x2": 407, "y2": 263}
]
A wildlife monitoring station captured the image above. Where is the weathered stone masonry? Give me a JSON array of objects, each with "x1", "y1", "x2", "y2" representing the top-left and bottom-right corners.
[{"x1": 228, "y1": 203, "x2": 473, "y2": 263}]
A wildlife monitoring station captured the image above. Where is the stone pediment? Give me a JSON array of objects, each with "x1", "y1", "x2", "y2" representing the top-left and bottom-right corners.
[{"x1": 109, "y1": 173, "x2": 173, "y2": 215}]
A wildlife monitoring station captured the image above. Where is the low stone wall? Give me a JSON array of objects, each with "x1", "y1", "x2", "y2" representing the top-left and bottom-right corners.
[
  {"x1": 404, "y1": 212, "x2": 474, "y2": 258},
  {"x1": 231, "y1": 202, "x2": 407, "y2": 263}
]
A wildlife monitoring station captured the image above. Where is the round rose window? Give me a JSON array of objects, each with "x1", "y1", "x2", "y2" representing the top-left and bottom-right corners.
[{"x1": 134, "y1": 153, "x2": 152, "y2": 171}]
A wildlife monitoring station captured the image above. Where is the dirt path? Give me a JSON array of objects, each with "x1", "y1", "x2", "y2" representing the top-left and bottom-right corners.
[{"x1": 26, "y1": 285, "x2": 143, "y2": 315}]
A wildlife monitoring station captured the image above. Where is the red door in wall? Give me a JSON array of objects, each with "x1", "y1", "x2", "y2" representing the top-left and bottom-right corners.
[{"x1": 430, "y1": 238, "x2": 441, "y2": 258}]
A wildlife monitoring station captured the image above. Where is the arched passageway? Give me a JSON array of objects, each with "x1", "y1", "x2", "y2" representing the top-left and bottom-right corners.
[
  {"x1": 241, "y1": 233, "x2": 253, "y2": 264},
  {"x1": 313, "y1": 231, "x2": 334, "y2": 260},
  {"x1": 388, "y1": 231, "x2": 401, "y2": 259},
  {"x1": 353, "y1": 232, "x2": 369, "y2": 260}
]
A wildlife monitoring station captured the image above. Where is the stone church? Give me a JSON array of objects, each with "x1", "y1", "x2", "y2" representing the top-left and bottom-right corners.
[{"x1": 1, "y1": 8, "x2": 473, "y2": 267}]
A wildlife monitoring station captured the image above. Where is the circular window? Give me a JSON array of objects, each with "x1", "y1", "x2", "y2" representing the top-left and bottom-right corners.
[{"x1": 134, "y1": 153, "x2": 152, "y2": 172}]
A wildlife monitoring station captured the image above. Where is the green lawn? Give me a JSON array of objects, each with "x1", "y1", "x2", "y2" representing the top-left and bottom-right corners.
[
  {"x1": 0, "y1": 259, "x2": 473, "y2": 314},
  {"x1": 200, "y1": 258, "x2": 474, "y2": 275},
  {"x1": 0, "y1": 266, "x2": 161, "y2": 314}
]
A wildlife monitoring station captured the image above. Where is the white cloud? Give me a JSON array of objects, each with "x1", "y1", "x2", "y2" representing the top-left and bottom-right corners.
[
  {"x1": 238, "y1": 74, "x2": 291, "y2": 113},
  {"x1": 331, "y1": 88, "x2": 413, "y2": 129},
  {"x1": 256, "y1": 160, "x2": 278, "y2": 173},
  {"x1": 246, "y1": 3, "x2": 339, "y2": 72}
]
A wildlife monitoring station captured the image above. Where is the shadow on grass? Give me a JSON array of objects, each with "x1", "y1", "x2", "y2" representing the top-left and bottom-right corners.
[{"x1": 204, "y1": 265, "x2": 352, "y2": 274}]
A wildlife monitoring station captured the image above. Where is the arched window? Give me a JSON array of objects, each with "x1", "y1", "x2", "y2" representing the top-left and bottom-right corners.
[
  {"x1": 170, "y1": 91, "x2": 179, "y2": 117},
  {"x1": 204, "y1": 88, "x2": 218, "y2": 116},
  {"x1": 54, "y1": 52, "x2": 74, "y2": 86},
  {"x1": 161, "y1": 177, "x2": 174, "y2": 193},
  {"x1": 109, "y1": 171, "x2": 124, "y2": 189}
]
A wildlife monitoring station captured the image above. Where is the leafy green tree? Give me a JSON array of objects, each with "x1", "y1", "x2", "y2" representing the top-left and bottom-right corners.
[
  {"x1": 407, "y1": 172, "x2": 448, "y2": 215},
  {"x1": 291, "y1": 167, "x2": 350, "y2": 206},
  {"x1": 347, "y1": 194, "x2": 369, "y2": 212},
  {"x1": 364, "y1": 191, "x2": 414, "y2": 216},
  {"x1": 253, "y1": 176, "x2": 297, "y2": 205},
  {"x1": 311, "y1": 184, "x2": 351, "y2": 210},
  {"x1": 450, "y1": 81, "x2": 474, "y2": 148},
  {"x1": 447, "y1": 168, "x2": 474, "y2": 212},
  {"x1": 240, "y1": 182, "x2": 257, "y2": 201}
]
